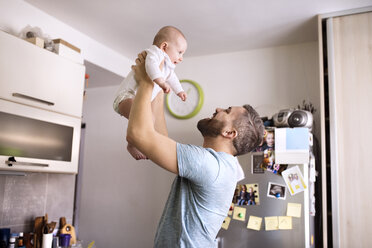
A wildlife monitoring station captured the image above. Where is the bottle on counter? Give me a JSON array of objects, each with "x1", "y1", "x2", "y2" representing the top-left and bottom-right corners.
[{"x1": 17, "y1": 232, "x2": 25, "y2": 248}]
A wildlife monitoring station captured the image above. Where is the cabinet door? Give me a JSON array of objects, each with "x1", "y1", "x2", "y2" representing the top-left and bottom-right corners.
[
  {"x1": 0, "y1": 99, "x2": 81, "y2": 174},
  {"x1": 0, "y1": 31, "x2": 85, "y2": 118},
  {"x1": 326, "y1": 12, "x2": 372, "y2": 248}
]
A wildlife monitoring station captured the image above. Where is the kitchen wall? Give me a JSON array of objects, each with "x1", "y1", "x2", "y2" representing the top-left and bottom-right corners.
[
  {"x1": 77, "y1": 41, "x2": 320, "y2": 247},
  {"x1": 0, "y1": 173, "x2": 75, "y2": 233}
]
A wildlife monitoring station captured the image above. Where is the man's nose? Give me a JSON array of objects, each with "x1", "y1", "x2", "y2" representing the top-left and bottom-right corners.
[{"x1": 179, "y1": 56, "x2": 183, "y2": 62}]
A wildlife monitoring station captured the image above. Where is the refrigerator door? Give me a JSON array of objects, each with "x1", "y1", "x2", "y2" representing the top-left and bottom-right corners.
[{"x1": 217, "y1": 153, "x2": 311, "y2": 248}]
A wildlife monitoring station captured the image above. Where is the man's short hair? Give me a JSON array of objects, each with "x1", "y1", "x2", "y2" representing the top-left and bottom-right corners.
[{"x1": 232, "y1": 105, "x2": 264, "y2": 156}]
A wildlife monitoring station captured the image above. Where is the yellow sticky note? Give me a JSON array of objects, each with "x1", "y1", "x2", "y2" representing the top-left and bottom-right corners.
[
  {"x1": 228, "y1": 203, "x2": 234, "y2": 216},
  {"x1": 287, "y1": 203, "x2": 302, "y2": 218},
  {"x1": 265, "y1": 216, "x2": 278, "y2": 231},
  {"x1": 247, "y1": 216, "x2": 262, "y2": 231},
  {"x1": 279, "y1": 216, "x2": 292, "y2": 230},
  {"x1": 221, "y1": 216, "x2": 231, "y2": 230},
  {"x1": 232, "y1": 206, "x2": 246, "y2": 221}
]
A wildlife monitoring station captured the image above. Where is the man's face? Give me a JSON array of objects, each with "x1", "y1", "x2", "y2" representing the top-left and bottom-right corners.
[{"x1": 197, "y1": 106, "x2": 246, "y2": 137}]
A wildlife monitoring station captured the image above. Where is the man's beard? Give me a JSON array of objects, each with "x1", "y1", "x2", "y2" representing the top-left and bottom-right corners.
[{"x1": 197, "y1": 118, "x2": 224, "y2": 137}]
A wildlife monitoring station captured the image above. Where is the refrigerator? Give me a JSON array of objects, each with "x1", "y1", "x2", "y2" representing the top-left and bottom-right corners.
[{"x1": 217, "y1": 127, "x2": 317, "y2": 248}]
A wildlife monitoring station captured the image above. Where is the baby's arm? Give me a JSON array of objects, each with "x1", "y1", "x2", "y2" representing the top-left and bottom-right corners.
[
  {"x1": 153, "y1": 78, "x2": 170, "y2": 93},
  {"x1": 145, "y1": 50, "x2": 170, "y2": 93},
  {"x1": 168, "y1": 72, "x2": 187, "y2": 101}
]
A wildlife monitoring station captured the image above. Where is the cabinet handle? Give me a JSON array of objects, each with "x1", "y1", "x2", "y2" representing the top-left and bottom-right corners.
[
  {"x1": 12, "y1": 93, "x2": 55, "y2": 106},
  {"x1": 5, "y1": 157, "x2": 49, "y2": 167}
]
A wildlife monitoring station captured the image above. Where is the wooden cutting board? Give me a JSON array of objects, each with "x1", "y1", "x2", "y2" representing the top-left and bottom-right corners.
[
  {"x1": 34, "y1": 216, "x2": 44, "y2": 248},
  {"x1": 60, "y1": 224, "x2": 77, "y2": 245}
]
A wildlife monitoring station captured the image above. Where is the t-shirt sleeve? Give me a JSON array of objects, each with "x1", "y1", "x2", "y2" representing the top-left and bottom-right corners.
[{"x1": 177, "y1": 143, "x2": 220, "y2": 186}]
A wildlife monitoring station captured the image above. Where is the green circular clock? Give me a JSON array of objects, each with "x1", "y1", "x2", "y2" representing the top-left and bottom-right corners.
[{"x1": 166, "y1": 79, "x2": 204, "y2": 119}]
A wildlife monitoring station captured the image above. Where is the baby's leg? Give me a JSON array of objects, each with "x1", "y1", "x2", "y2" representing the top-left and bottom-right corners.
[
  {"x1": 127, "y1": 142, "x2": 147, "y2": 160},
  {"x1": 118, "y1": 98, "x2": 133, "y2": 119},
  {"x1": 118, "y1": 99, "x2": 147, "y2": 160}
]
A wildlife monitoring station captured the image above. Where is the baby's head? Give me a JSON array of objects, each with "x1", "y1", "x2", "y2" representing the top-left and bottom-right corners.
[
  {"x1": 265, "y1": 131, "x2": 274, "y2": 147},
  {"x1": 153, "y1": 26, "x2": 187, "y2": 65}
]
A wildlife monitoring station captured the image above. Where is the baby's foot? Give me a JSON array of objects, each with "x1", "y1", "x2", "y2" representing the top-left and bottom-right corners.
[{"x1": 127, "y1": 144, "x2": 147, "y2": 160}]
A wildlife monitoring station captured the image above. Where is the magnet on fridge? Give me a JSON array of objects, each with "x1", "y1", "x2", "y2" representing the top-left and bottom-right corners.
[
  {"x1": 228, "y1": 203, "x2": 234, "y2": 216},
  {"x1": 232, "y1": 206, "x2": 246, "y2": 221}
]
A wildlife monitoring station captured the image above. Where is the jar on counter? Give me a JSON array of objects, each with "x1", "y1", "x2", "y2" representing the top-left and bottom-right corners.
[{"x1": 7, "y1": 237, "x2": 15, "y2": 248}]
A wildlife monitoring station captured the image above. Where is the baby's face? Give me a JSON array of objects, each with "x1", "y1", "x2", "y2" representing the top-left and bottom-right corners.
[
  {"x1": 266, "y1": 133, "x2": 274, "y2": 146},
  {"x1": 165, "y1": 35, "x2": 187, "y2": 65}
]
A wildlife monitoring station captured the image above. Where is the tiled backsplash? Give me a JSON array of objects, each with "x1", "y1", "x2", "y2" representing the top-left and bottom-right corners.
[{"x1": 0, "y1": 172, "x2": 75, "y2": 233}]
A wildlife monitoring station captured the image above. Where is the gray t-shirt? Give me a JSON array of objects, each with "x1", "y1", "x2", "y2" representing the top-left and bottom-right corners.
[{"x1": 154, "y1": 143, "x2": 244, "y2": 248}]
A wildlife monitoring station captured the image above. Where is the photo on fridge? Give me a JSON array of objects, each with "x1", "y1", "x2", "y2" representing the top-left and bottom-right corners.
[
  {"x1": 267, "y1": 182, "x2": 286, "y2": 200},
  {"x1": 233, "y1": 183, "x2": 260, "y2": 206},
  {"x1": 281, "y1": 165, "x2": 307, "y2": 195}
]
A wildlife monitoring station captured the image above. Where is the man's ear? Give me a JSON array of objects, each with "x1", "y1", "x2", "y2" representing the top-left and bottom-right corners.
[
  {"x1": 160, "y1": 42, "x2": 168, "y2": 51},
  {"x1": 222, "y1": 129, "x2": 238, "y2": 139}
]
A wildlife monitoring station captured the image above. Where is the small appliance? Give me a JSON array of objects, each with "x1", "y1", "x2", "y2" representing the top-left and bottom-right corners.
[
  {"x1": 272, "y1": 109, "x2": 294, "y2": 127},
  {"x1": 288, "y1": 110, "x2": 313, "y2": 128},
  {"x1": 273, "y1": 109, "x2": 313, "y2": 128}
]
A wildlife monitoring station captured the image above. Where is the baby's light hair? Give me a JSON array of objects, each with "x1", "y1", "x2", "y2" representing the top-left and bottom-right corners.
[{"x1": 153, "y1": 26, "x2": 186, "y2": 47}]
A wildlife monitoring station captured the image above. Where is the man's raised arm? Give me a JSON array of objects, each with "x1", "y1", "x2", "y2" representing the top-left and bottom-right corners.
[{"x1": 126, "y1": 52, "x2": 178, "y2": 174}]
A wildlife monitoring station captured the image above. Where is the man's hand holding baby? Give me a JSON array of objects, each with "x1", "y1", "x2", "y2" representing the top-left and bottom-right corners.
[{"x1": 132, "y1": 51, "x2": 153, "y2": 87}]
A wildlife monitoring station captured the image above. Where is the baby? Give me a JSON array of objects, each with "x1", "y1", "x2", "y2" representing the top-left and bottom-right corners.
[{"x1": 113, "y1": 26, "x2": 187, "y2": 160}]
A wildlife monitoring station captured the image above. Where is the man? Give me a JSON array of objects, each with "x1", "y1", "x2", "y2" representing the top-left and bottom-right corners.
[{"x1": 125, "y1": 52, "x2": 264, "y2": 248}]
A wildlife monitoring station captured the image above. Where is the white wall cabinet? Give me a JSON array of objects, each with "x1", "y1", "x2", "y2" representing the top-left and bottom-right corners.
[
  {"x1": 0, "y1": 30, "x2": 85, "y2": 174},
  {"x1": 0, "y1": 30, "x2": 85, "y2": 118}
]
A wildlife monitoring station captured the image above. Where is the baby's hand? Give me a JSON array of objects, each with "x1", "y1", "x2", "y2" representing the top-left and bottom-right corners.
[
  {"x1": 154, "y1": 78, "x2": 170, "y2": 94},
  {"x1": 177, "y1": 91, "x2": 187, "y2": 101},
  {"x1": 160, "y1": 83, "x2": 171, "y2": 94}
]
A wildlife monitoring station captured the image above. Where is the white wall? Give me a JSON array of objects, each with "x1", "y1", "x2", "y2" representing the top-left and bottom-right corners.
[
  {"x1": 78, "y1": 86, "x2": 175, "y2": 247},
  {"x1": 0, "y1": 0, "x2": 132, "y2": 77},
  {"x1": 170, "y1": 41, "x2": 320, "y2": 143},
  {"x1": 78, "y1": 41, "x2": 320, "y2": 247}
]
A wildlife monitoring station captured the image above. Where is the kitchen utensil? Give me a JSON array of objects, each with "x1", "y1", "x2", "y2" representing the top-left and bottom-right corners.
[
  {"x1": 41, "y1": 233, "x2": 53, "y2": 248},
  {"x1": 34, "y1": 217, "x2": 44, "y2": 248},
  {"x1": 59, "y1": 217, "x2": 66, "y2": 231}
]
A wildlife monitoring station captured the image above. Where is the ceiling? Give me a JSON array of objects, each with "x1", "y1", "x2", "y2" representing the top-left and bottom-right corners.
[{"x1": 25, "y1": 0, "x2": 372, "y2": 88}]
